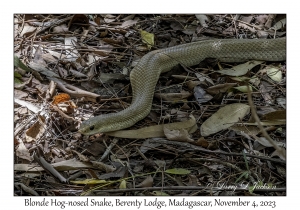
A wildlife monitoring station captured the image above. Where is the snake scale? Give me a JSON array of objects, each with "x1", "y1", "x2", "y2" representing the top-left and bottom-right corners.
[{"x1": 79, "y1": 37, "x2": 286, "y2": 135}]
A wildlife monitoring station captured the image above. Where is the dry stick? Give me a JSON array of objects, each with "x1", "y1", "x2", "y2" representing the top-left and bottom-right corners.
[
  {"x1": 247, "y1": 85, "x2": 286, "y2": 160},
  {"x1": 232, "y1": 14, "x2": 239, "y2": 39},
  {"x1": 14, "y1": 114, "x2": 37, "y2": 136},
  {"x1": 17, "y1": 15, "x2": 25, "y2": 37},
  {"x1": 135, "y1": 146, "x2": 171, "y2": 189},
  {"x1": 93, "y1": 186, "x2": 286, "y2": 193},
  {"x1": 36, "y1": 16, "x2": 72, "y2": 36},
  {"x1": 46, "y1": 80, "x2": 57, "y2": 100},
  {"x1": 56, "y1": 81, "x2": 100, "y2": 102},
  {"x1": 176, "y1": 157, "x2": 256, "y2": 184},
  {"x1": 98, "y1": 138, "x2": 119, "y2": 162},
  {"x1": 51, "y1": 106, "x2": 75, "y2": 122},
  {"x1": 147, "y1": 139, "x2": 285, "y2": 164},
  {"x1": 225, "y1": 16, "x2": 263, "y2": 30}
]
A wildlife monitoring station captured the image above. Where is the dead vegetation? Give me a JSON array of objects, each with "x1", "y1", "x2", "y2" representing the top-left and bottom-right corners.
[{"x1": 14, "y1": 14, "x2": 286, "y2": 196}]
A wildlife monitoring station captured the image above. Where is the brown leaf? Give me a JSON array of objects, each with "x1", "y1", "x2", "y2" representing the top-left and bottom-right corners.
[
  {"x1": 193, "y1": 86, "x2": 213, "y2": 104},
  {"x1": 206, "y1": 83, "x2": 237, "y2": 95},
  {"x1": 14, "y1": 158, "x2": 94, "y2": 172},
  {"x1": 14, "y1": 74, "x2": 33, "y2": 90},
  {"x1": 186, "y1": 80, "x2": 202, "y2": 90},
  {"x1": 104, "y1": 15, "x2": 116, "y2": 23},
  {"x1": 25, "y1": 116, "x2": 46, "y2": 142},
  {"x1": 72, "y1": 150, "x2": 89, "y2": 162},
  {"x1": 20, "y1": 25, "x2": 37, "y2": 37},
  {"x1": 218, "y1": 60, "x2": 264, "y2": 76},
  {"x1": 14, "y1": 89, "x2": 28, "y2": 99},
  {"x1": 136, "y1": 176, "x2": 153, "y2": 188},
  {"x1": 262, "y1": 110, "x2": 286, "y2": 121},
  {"x1": 16, "y1": 141, "x2": 33, "y2": 161},
  {"x1": 52, "y1": 24, "x2": 68, "y2": 33},
  {"x1": 94, "y1": 16, "x2": 101, "y2": 25},
  {"x1": 68, "y1": 14, "x2": 88, "y2": 29},
  {"x1": 155, "y1": 91, "x2": 192, "y2": 102},
  {"x1": 194, "y1": 137, "x2": 209, "y2": 148},
  {"x1": 260, "y1": 81, "x2": 274, "y2": 104},
  {"x1": 163, "y1": 127, "x2": 194, "y2": 143},
  {"x1": 230, "y1": 125, "x2": 260, "y2": 136},
  {"x1": 121, "y1": 19, "x2": 138, "y2": 28}
]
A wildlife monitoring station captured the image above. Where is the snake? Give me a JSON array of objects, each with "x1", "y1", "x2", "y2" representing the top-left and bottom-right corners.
[{"x1": 79, "y1": 37, "x2": 286, "y2": 135}]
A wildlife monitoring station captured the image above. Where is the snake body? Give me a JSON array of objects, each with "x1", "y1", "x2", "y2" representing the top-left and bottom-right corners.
[{"x1": 79, "y1": 37, "x2": 286, "y2": 135}]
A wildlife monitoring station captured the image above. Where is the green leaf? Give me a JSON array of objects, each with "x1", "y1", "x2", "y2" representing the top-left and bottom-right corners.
[
  {"x1": 248, "y1": 185, "x2": 255, "y2": 193},
  {"x1": 14, "y1": 55, "x2": 32, "y2": 72},
  {"x1": 233, "y1": 85, "x2": 253, "y2": 93},
  {"x1": 165, "y1": 168, "x2": 191, "y2": 175},
  {"x1": 152, "y1": 191, "x2": 169, "y2": 196},
  {"x1": 242, "y1": 150, "x2": 249, "y2": 171},
  {"x1": 140, "y1": 30, "x2": 154, "y2": 49},
  {"x1": 119, "y1": 180, "x2": 127, "y2": 189},
  {"x1": 70, "y1": 179, "x2": 108, "y2": 185},
  {"x1": 235, "y1": 171, "x2": 249, "y2": 183},
  {"x1": 14, "y1": 71, "x2": 22, "y2": 78},
  {"x1": 14, "y1": 77, "x2": 22, "y2": 84}
]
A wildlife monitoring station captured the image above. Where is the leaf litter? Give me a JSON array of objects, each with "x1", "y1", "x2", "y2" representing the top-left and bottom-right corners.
[{"x1": 14, "y1": 14, "x2": 286, "y2": 196}]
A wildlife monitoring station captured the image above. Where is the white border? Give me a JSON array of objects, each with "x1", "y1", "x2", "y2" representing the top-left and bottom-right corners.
[{"x1": 4, "y1": 1, "x2": 298, "y2": 209}]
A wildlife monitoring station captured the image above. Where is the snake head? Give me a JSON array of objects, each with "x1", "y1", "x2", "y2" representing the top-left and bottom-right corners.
[
  {"x1": 78, "y1": 116, "x2": 103, "y2": 136},
  {"x1": 78, "y1": 113, "x2": 122, "y2": 135}
]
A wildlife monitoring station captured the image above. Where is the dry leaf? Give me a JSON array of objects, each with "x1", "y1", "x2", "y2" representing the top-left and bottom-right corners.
[
  {"x1": 65, "y1": 37, "x2": 79, "y2": 61},
  {"x1": 266, "y1": 67, "x2": 282, "y2": 82},
  {"x1": 16, "y1": 141, "x2": 33, "y2": 161},
  {"x1": 271, "y1": 18, "x2": 286, "y2": 31},
  {"x1": 136, "y1": 176, "x2": 153, "y2": 188},
  {"x1": 20, "y1": 25, "x2": 37, "y2": 37},
  {"x1": 237, "y1": 120, "x2": 286, "y2": 126},
  {"x1": 230, "y1": 125, "x2": 260, "y2": 136},
  {"x1": 72, "y1": 150, "x2": 89, "y2": 162},
  {"x1": 194, "y1": 137, "x2": 209, "y2": 148},
  {"x1": 25, "y1": 116, "x2": 46, "y2": 142},
  {"x1": 260, "y1": 82, "x2": 273, "y2": 104},
  {"x1": 234, "y1": 85, "x2": 253, "y2": 93},
  {"x1": 163, "y1": 127, "x2": 194, "y2": 143},
  {"x1": 52, "y1": 24, "x2": 68, "y2": 33},
  {"x1": 91, "y1": 161, "x2": 116, "y2": 172},
  {"x1": 255, "y1": 137, "x2": 285, "y2": 148},
  {"x1": 262, "y1": 110, "x2": 286, "y2": 121},
  {"x1": 14, "y1": 89, "x2": 28, "y2": 99},
  {"x1": 107, "y1": 115, "x2": 197, "y2": 139},
  {"x1": 155, "y1": 91, "x2": 192, "y2": 102},
  {"x1": 201, "y1": 103, "x2": 250, "y2": 136},
  {"x1": 121, "y1": 19, "x2": 138, "y2": 28},
  {"x1": 270, "y1": 148, "x2": 286, "y2": 161},
  {"x1": 195, "y1": 14, "x2": 209, "y2": 27},
  {"x1": 218, "y1": 60, "x2": 264, "y2": 76},
  {"x1": 195, "y1": 73, "x2": 214, "y2": 85},
  {"x1": 194, "y1": 86, "x2": 213, "y2": 104},
  {"x1": 206, "y1": 83, "x2": 236, "y2": 95},
  {"x1": 14, "y1": 158, "x2": 94, "y2": 172}
]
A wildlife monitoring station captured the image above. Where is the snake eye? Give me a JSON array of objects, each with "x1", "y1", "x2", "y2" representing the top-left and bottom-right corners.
[{"x1": 89, "y1": 125, "x2": 95, "y2": 131}]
